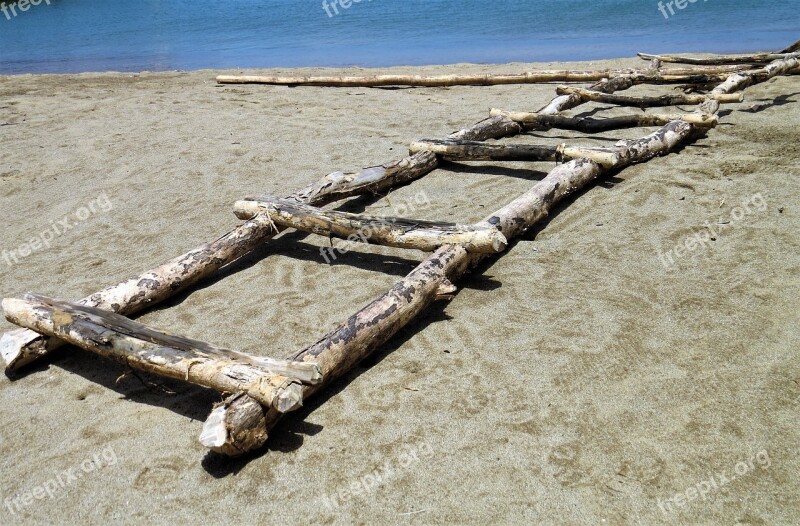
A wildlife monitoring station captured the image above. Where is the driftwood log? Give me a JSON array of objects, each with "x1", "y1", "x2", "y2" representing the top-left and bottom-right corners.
[
  {"x1": 201, "y1": 51, "x2": 800, "y2": 456},
  {"x1": 488, "y1": 109, "x2": 718, "y2": 132},
  {"x1": 215, "y1": 70, "x2": 731, "y2": 88},
  {"x1": 554, "y1": 86, "x2": 743, "y2": 108},
  {"x1": 1, "y1": 294, "x2": 318, "y2": 412},
  {"x1": 638, "y1": 51, "x2": 797, "y2": 65},
  {"x1": 233, "y1": 196, "x2": 508, "y2": 254}
]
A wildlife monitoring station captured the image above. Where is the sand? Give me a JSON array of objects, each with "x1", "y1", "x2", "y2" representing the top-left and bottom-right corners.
[{"x1": 0, "y1": 58, "x2": 798, "y2": 524}]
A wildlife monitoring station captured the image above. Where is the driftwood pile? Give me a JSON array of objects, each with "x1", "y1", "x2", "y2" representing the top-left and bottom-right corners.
[{"x1": 2, "y1": 41, "x2": 799, "y2": 457}]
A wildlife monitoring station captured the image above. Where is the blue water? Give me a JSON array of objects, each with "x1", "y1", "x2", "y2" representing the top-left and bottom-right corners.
[{"x1": 0, "y1": 0, "x2": 797, "y2": 74}]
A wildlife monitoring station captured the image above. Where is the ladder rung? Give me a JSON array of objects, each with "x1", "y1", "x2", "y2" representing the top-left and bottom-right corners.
[{"x1": 233, "y1": 196, "x2": 507, "y2": 254}]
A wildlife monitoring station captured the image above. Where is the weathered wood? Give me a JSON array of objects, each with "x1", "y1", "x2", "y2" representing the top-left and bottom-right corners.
[
  {"x1": 2, "y1": 294, "x2": 312, "y2": 412},
  {"x1": 489, "y1": 109, "x2": 718, "y2": 132},
  {"x1": 408, "y1": 138, "x2": 623, "y2": 168},
  {"x1": 233, "y1": 196, "x2": 508, "y2": 254},
  {"x1": 638, "y1": 51, "x2": 796, "y2": 65},
  {"x1": 711, "y1": 54, "x2": 800, "y2": 94},
  {"x1": 0, "y1": 152, "x2": 439, "y2": 373},
  {"x1": 554, "y1": 86, "x2": 743, "y2": 108},
  {"x1": 217, "y1": 70, "x2": 624, "y2": 87},
  {"x1": 200, "y1": 392, "x2": 268, "y2": 456},
  {"x1": 216, "y1": 70, "x2": 729, "y2": 88}
]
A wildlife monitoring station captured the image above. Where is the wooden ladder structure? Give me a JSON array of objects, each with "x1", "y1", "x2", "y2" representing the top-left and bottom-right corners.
[{"x1": 2, "y1": 43, "x2": 798, "y2": 457}]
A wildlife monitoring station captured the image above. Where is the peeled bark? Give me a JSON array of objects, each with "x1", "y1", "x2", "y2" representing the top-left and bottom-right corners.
[
  {"x1": 233, "y1": 196, "x2": 507, "y2": 254},
  {"x1": 2, "y1": 294, "x2": 311, "y2": 413},
  {"x1": 488, "y1": 109, "x2": 718, "y2": 132},
  {"x1": 554, "y1": 86, "x2": 743, "y2": 108}
]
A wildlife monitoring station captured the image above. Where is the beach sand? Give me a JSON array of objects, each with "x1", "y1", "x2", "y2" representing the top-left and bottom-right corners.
[{"x1": 0, "y1": 58, "x2": 798, "y2": 524}]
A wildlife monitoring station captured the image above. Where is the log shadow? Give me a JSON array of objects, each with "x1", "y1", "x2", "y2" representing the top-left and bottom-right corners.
[
  {"x1": 720, "y1": 92, "x2": 800, "y2": 116},
  {"x1": 440, "y1": 161, "x2": 549, "y2": 181},
  {"x1": 42, "y1": 344, "x2": 220, "y2": 421}
]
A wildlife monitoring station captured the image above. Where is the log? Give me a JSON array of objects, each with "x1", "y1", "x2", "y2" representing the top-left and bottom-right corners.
[
  {"x1": 781, "y1": 40, "x2": 800, "y2": 54},
  {"x1": 488, "y1": 109, "x2": 719, "y2": 132},
  {"x1": 638, "y1": 51, "x2": 796, "y2": 65},
  {"x1": 408, "y1": 138, "x2": 623, "y2": 168},
  {"x1": 217, "y1": 70, "x2": 624, "y2": 87},
  {"x1": 711, "y1": 54, "x2": 800, "y2": 94},
  {"x1": 554, "y1": 86, "x2": 743, "y2": 108},
  {"x1": 0, "y1": 151, "x2": 439, "y2": 373},
  {"x1": 233, "y1": 196, "x2": 508, "y2": 254},
  {"x1": 200, "y1": 392, "x2": 268, "y2": 456},
  {"x1": 216, "y1": 70, "x2": 729, "y2": 88},
  {"x1": 2, "y1": 294, "x2": 311, "y2": 413}
]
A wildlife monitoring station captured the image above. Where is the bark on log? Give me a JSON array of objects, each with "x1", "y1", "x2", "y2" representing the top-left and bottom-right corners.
[
  {"x1": 200, "y1": 392, "x2": 268, "y2": 456},
  {"x1": 233, "y1": 196, "x2": 508, "y2": 254},
  {"x1": 0, "y1": 152, "x2": 439, "y2": 373},
  {"x1": 488, "y1": 109, "x2": 718, "y2": 132},
  {"x1": 216, "y1": 70, "x2": 731, "y2": 88},
  {"x1": 2, "y1": 294, "x2": 311, "y2": 413},
  {"x1": 638, "y1": 51, "x2": 796, "y2": 65},
  {"x1": 408, "y1": 138, "x2": 622, "y2": 167},
  {"x1": 554, "y1": 86, "x2": 743, "y2": 108}
]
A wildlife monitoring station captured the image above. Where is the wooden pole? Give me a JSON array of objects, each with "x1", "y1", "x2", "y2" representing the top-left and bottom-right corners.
[
  {"x1": 233, "y1": 196, "x2": 508, "y2": 254},
  {"x1": 408, "y1": 138, "x2": 623, "y2": 167},
  {"x1": 215, "y1": 70, "x2": 729, "y2": 88},
  {"x1": 638, "y1": 51, "x2": 797, "y2": 65},
  {"x1": 488, "y1": 109, "x2": 719, "y2": 132},
  {"x1": 2, "y1": 294, "x2": 315, "y2": 413},
  {"x1": 554, "y1": 86, "x2": 743, "y2": 108}
]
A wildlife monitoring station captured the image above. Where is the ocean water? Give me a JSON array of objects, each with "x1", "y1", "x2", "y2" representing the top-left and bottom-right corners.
[{"x1": 0, "y1": 0, "x2": 797, "y2": 74}]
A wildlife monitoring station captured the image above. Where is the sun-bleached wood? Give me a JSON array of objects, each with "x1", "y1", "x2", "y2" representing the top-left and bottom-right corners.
[
  {"x1": 408, "y1": 138, "x2": 623, "y2": 167},
  {"x1": 215, "y1": 69, "x2": 730, "y2": 87},
  {"x1": 638, "y1": 51, "x2": 797, "y2": 65},
  {"x1": 488, "y1": 109, "x2": 719, "y2": 131},
  {"x1": 233, "y1": 196, "x2": 508, "y2": 254},
  {"x1": 554, "y1": 86, "x2": 743, "y2": 108},
  {"x1": 2, "y1": 294, "x2": 313, "y2": 412}
]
